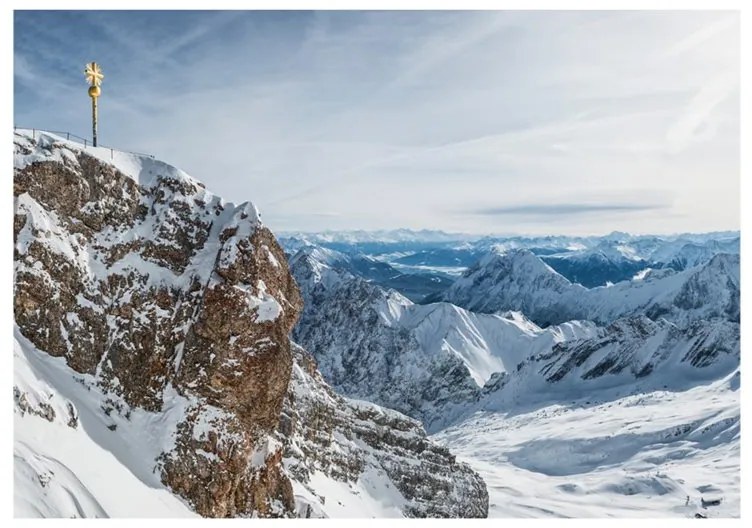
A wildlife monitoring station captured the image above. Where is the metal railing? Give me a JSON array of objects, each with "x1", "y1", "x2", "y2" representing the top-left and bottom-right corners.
[{"x1": 13, "y1": 126, "x2": 155, "y2": 160}]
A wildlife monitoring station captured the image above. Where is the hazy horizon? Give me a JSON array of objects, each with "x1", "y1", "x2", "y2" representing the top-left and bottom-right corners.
[{"x1": 277, "y1": 226, "x2": 741, "y2": 239}]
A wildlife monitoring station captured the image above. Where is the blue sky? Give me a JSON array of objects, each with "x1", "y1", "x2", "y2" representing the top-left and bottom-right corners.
[{"x1": 14, "y1": 10, "x2": 739, "y2": 235}]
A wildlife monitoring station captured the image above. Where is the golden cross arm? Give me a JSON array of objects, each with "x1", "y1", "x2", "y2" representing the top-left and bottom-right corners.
[{"x1": 84, "y1": 62, "x2": 104, "y2": 86}]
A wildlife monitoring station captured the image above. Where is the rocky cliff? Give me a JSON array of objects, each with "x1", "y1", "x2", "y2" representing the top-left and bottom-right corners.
[
  {"x1": 279, "y1": 343, "x2": 488, "y2": 517},
  {"x1": 13, "y1": 130, "x2": 488, "y2": 518}
]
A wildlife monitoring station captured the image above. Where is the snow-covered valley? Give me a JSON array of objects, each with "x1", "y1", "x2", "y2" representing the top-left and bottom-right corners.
[{"x1": 434, "y1": 371, "x2": 739, "y2": 518}]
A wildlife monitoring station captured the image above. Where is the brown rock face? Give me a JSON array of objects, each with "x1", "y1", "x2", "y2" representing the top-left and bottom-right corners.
[
  {"x1": 13, "y1": 130, "x2": 488, "y2": 518},
  {"x1": 13, "y1": 131, "x2": 301, "y2": 517},
  {"x1": 175, "y1": 227, "x2": 301, "y2": 431}
]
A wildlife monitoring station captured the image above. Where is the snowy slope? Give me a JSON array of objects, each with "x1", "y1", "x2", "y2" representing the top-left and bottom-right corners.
[
  {"x1": 401, "y1": 305, "x2": 596, "y2": 386},
  {"x1": 434, "y1": 370, "x2": 739, "y2": 518},
  {"x1": 14, "y1": 327, "x2": 197, "y2": 518},
  {"x1": 433, "y1": 306, "x2": 740, "y2": 518},
  {"x1": 476, "y1": 317, "x2": 739, "y2": 409}
]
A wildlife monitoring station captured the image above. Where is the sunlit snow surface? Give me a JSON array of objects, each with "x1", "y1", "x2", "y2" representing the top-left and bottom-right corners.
[
  {"x1": 434, "y1": 371, "x2": 739, "y2": 518},
  {"x1": 14, "y1": 327, "x2": 197, "y2": 518}
]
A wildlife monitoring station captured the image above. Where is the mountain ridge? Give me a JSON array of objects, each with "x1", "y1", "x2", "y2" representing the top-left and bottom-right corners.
[{"x1": 438, "y1": 247, "x2": 739, "y2": 327}]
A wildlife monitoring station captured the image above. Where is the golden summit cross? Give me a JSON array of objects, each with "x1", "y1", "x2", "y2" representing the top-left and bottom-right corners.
[{"x1": 84, "y1": 62, "x2": 104, "y2": 146}]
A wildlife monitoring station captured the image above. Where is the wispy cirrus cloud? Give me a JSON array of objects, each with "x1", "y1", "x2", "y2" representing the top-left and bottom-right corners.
[
  {"x1": 14, "y1": 10, "x2": 739, "y2": 235},
  {"x1": 469, "y1": 202, "x2": 670, "y2": 217}
]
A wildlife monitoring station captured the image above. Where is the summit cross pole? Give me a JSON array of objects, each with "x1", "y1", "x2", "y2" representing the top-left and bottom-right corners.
[
  {"x1": 91, "y1": 95, "x2": 98, "y2": 147},
  {"x1": 84, "y1": 62, "x2": 104, "y2": 147}
]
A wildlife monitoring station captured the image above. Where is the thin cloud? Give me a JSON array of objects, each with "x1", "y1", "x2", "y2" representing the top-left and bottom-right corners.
[{"x1": 469, "y1": 203, "x2": 669, "y2": 217}]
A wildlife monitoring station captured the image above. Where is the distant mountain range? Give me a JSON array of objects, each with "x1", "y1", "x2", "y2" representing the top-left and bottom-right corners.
[
  {"x1": 289, "y1": 239, "x2": 739, "y2": 428},
  {"x1": 280, "y1": 230, "x2": 739, "y2": 292}
]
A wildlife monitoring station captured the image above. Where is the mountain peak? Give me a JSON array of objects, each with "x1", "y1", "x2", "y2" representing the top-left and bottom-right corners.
[
  {"x1": 439, "y1": 248, "x2": 577, "y2": 322},
  {"x1": 479, "y1": 247, "x2": 568, "y2": 280},
  {"x1": 14, "y1": 131, "x2": 487, "y2": 518}
]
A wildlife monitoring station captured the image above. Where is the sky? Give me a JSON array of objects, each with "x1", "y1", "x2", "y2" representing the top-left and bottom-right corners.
[{"x1": 14, "y1": 10, "x2": 740, "y2": 235}]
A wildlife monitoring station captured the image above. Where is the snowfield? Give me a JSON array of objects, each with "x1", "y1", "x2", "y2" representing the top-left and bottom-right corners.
[
  {"x1": 14, "y1": 327, "x2": 197, "y2": 518},
  {"x1": 434, "y1": 370, "x2": 740, "y2": 518}
]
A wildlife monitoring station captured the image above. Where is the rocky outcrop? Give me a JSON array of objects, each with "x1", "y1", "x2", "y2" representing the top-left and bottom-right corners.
[
  {"x1": 13, "y1": 130, "x2": 488, "y2": 518},
  {"x1": 279, "y1": 343, "x2": 488, "y2": 518},
  {"x1": 14, "y1": 130, "x2": 301, "y2": 516}
]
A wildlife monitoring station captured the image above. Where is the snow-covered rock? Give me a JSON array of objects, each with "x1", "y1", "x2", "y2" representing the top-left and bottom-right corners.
[
  {"x1": 14, "y1": 129, "x2": 303, "y2": 517},
  {"x1": 13, "y1": 130, "x2": 487, "y2": 518},
  {"x1": 279, "y1": 343, "x2": 488, "y2": 518}
]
